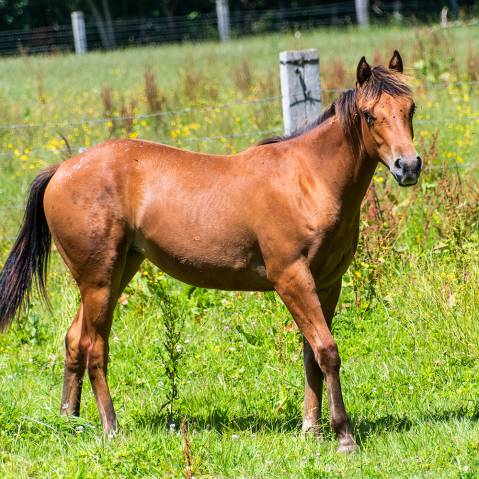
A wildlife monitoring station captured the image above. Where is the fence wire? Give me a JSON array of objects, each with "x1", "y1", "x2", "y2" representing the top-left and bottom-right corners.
[
  {"x1": 0, "y1": 111, "x2": 477, "y2": 160},
  {"x1": 0, "y1": 96, "x2": 281, "y2": 131},
  {"x1": 0, "y1": 79, "x2": 478, "y2": 132}
]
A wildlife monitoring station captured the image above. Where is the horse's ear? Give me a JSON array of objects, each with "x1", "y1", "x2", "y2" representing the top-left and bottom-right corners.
[
  {"x1": 356, "y1": 56, "x2": 372, "y2": 86},
  {"x1": 389, "y1": 50, "x2": 403, "y2": 73}
]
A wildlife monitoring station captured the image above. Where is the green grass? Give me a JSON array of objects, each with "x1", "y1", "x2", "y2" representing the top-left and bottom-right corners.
[
  {"x1": 1, "y1": 254, "x2": 478, "y2": 478},
  {"x1": 0, "y1": 24, "x2": 478, "y2": 478}
]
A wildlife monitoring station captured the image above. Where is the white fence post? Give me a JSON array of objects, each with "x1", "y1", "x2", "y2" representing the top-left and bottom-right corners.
[
  {"x1": 440, "y1": 7, "x2": 448, "y2": 27},
  {"x1": 216, "y1": 0, "x2": 230, "y2": 42},
  {"x1": 279, "y1": 49, "x2": 322, "y2": 136},
  {"x1": 71, "y1": 11, "x2": 87, "y2": 55},
  {"x1": 355, "y1": 0, "x2": 370, "y2": 26}
]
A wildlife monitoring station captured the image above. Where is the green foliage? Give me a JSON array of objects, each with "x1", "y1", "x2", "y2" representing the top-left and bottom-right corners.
[
  {"x1": 143, "y1": 265, "x2": 186, "y2": 428},
  {"x1": 14, "y1": 303, "x2": 47, "y2": 346}
]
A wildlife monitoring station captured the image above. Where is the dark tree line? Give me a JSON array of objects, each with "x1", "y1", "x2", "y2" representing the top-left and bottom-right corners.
[{"x1": 0, "y1": 1, "x2": 477, "y2": 30}]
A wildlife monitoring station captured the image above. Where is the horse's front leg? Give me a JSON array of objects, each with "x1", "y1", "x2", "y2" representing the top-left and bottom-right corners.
[
  {"x1": 302, "y1": 281, "x2": 342, "y2": 437},
  {"x1": 302, "y1": 336, "x2": 323, "y2": 436},
  {"x1": 271, "y1": 260, "x2": 356, "y2": 452}
]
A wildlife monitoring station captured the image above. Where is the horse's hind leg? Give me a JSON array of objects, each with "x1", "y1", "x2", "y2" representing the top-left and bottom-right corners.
[
  {"x1": 84, "y1": 250, "x2": 144, "y2": 434},
  {"x1": 60, "y1": 249, "x2": 143, "y2": 431},
  {"x1": 61, "y1": 303, "x2": 87, "y2": 417},
  {"x1": 82, "y1": 284, "x2": 118, "y2": 434}
]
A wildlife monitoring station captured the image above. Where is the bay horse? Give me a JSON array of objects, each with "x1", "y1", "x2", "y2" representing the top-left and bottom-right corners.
[{"x1": 0, "y1": 51, "x2": 420, "y2": 453}]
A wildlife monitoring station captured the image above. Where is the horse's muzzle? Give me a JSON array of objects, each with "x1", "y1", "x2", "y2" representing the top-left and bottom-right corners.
[{"x1": 392, "y1": 156, "x2": 422, "y2": 187}]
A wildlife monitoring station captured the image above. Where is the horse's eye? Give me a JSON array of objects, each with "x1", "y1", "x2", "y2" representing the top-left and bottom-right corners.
[
  {"x1": 409, "y1": 104, "x2": 416, "y2": 118},
  {"x1": 363, "y1": 111, "x2": 374, "y2": 127}
]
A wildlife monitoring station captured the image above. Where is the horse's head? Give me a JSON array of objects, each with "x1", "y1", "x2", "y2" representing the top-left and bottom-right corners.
[{"x1": 355, "y1": 51, "x2": 421, "y2": 186}]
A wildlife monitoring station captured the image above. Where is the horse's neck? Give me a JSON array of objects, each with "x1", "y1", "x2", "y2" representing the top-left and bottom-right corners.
[{"x1": 305, "y1": 118, "x2": 377, "y2": 211}]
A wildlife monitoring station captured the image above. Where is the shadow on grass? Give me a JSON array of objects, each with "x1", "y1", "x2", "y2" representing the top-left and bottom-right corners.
[
  {"x1": 133, "y1": 407, "x2": 302, "y2": 434},
  {"x1": 353, "y1": 405, "x2": 479, "y2": 445},
  {"x1": 132, "y1": 404, "x2": 479, "y2": 443}
]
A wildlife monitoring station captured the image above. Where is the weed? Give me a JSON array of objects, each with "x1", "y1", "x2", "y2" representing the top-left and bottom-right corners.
[
  {"x1": 35, "y1": 71, "x2": 46, "y2": 105},
  {"x1": 119, "y1": 96, "x2": 137, "y2": 134},
  {"x1": 144, "y1": 66, "x2": 167, "y2": 127},
  {"x1": 143, "y1": 265, "x2": 186, "y2": 429},
  {"x1": 101, "y1": 86, "x2": 116, "y2": 136},
  {"x1": 234, "y1": 58, "x2": 253, "y2": 95},
  {"x1": 181, "y1": 417, "x2": 194, "y2": 479},
  {"x1": 465, "y1": 46, "x2": 479, "y2": 83},
  {"x1": 412, "y1": 27, "x2": 455, "y2": 81}
]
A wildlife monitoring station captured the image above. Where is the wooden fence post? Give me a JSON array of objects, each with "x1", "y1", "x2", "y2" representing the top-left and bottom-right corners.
[
  {"x1": 71, "y1": 11, "x2": 87, "y2": 55},
  {"x1": 279, "y1": 49, "x2": 322, "y2": 136},
  {"x1": 216, "y1": 0, "x2": 230, "y2": 42},
  {"x1": 355, "y1": 0, "x2": 370, "y2": 26}
]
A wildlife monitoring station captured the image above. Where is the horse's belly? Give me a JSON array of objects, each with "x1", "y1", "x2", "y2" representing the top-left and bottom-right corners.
[{"x1": 134, "y1": 231, "x2": 273, "y2": 291}]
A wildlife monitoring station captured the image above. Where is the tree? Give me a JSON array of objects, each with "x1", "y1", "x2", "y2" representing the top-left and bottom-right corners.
[{"x1": 85, "y1": 0, "x2": 115, "y2": 48}]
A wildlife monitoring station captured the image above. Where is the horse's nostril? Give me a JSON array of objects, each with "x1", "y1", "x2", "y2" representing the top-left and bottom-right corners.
[
  {"x1": 394, "y1": 158, "x2": 402, "y2": 169},
  {"x1": 416, "y1": 156, "x2": 422, "y2": 169}
]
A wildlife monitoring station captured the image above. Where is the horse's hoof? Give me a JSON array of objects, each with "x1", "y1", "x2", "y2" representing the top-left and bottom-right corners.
[
  {"x1": 337, "y1": 441, "x2": 358, "y2": 454},
  {"x1": 302, "y1": 420, "x2": 322, "y2": 439},
  {"x1": 104, "y1": 422, "x2": 119, "y2": 439}
]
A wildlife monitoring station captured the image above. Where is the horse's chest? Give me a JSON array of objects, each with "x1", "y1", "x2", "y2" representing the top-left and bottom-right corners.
[{"x1": 309, "y1": 220, "x2": 359, "y2": 289}]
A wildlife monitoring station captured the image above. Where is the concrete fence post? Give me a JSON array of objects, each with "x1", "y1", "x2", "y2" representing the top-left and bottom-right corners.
[
  {"x1": 279, "y1": 49, "x2": 322, "y2": 136},
  {"x1": 216, "y1": 0, "x2": 230, "y2": 42},
  {"x1": 441, "y1": 7, "x2": 448, "y2": 27},
  {"x1": 71, "y1": 11, "x2": 87, "y2": 55},
  {"x1": 355, "y1": 0, "x2": 370, "y2": 26}
]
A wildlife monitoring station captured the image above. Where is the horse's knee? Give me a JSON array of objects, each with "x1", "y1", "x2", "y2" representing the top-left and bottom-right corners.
[
  {"x1": 317, "y1": 342, "x2": 341, "y2": 373},
  {"x1": 86, "y1": 335, "x2": 109, "y2": 375},
  {"x1": 64, "y1": 324, "x2": 89, "y2": 372}
]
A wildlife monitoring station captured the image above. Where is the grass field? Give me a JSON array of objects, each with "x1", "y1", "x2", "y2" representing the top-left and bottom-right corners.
[{"x1": 0, "y1": 24, "x2": 478, "y2": 478}]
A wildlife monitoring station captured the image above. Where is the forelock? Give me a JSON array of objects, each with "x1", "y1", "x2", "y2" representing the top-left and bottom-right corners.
[{"x1": 357, "y1": 65, "x2": 412, "y2": 108}]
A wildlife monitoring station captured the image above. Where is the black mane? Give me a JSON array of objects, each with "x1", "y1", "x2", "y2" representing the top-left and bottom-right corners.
[{"x1": 258, "y1": 102, "x2": 337, "y2": 145}]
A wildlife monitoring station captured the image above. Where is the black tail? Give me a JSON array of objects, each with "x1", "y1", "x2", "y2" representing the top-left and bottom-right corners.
[{"x1": 0, "y1": 164, "x2": 59, "y2": 330}]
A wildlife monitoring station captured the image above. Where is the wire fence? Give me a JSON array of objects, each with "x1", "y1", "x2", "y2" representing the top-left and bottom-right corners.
[
  {"x1": 0, "y1": 96, "x2": 282, "y2": 131},
  {"x1": 0, "y1": 79, "x2": 478, "y2": 133},
  {"x1": 0, "y1": 85, "x2": 477, "y2": 174},
  {"x1": 0, "y1": 114, "x2": 477, "y2": 161},
  {"x1": 0, "y1": 1, "x2": 476, "y2": 56}
]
